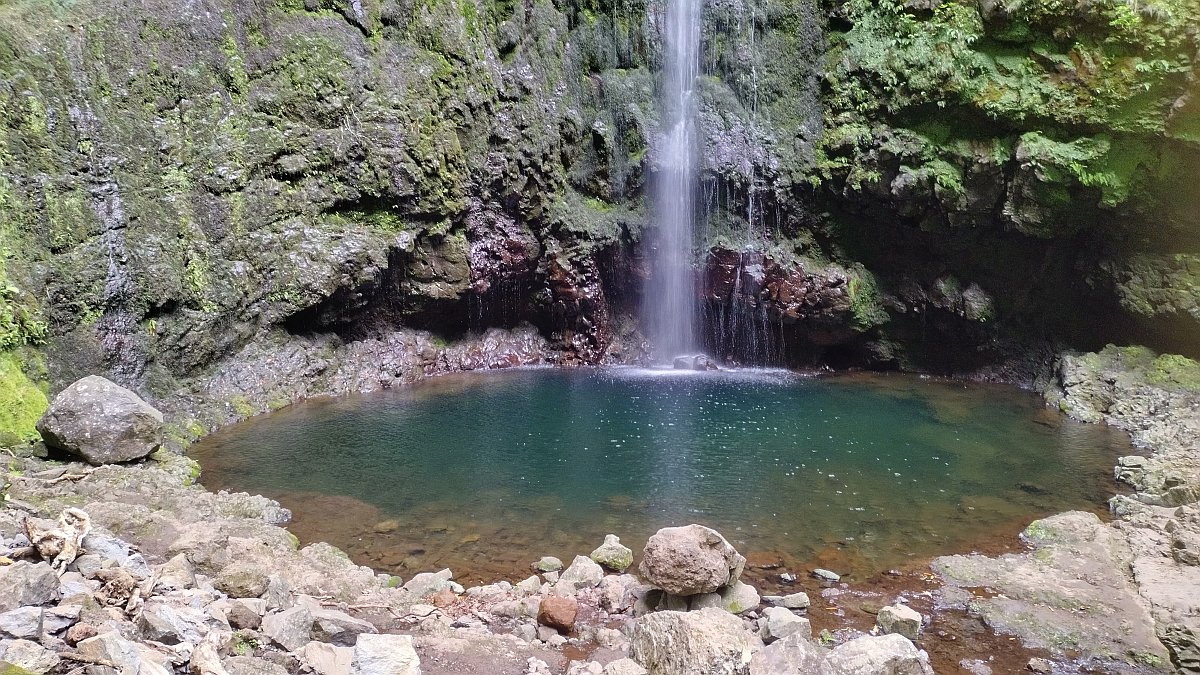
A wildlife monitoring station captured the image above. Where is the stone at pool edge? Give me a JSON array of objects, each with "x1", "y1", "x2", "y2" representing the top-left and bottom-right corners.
[
  {"x1": 591, "y1": 534, "x2": 634, "y2": 572},
  {"x1": 36, "y1": 375, "x2": 164, "y2": 465},
  {"x1": 639, "y1": 524, "x2": 746, "y2": 596}
]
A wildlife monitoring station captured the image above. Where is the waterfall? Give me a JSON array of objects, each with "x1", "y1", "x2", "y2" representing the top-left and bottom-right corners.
[{"x1": 644, "y1": 0, "x2": 701, "y2": 362}]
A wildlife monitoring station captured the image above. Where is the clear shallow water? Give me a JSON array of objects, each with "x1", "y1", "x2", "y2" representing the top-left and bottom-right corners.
[{"x1": 192, "y1": 368, "x2": 1133, "y2": 584}]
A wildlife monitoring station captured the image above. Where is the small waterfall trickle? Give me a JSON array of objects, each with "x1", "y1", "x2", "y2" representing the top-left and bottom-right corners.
[{"x1": 644, "y1": 0, "x2": 702, "y2": 363}]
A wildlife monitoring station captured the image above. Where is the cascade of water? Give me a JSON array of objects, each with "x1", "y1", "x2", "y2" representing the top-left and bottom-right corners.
[{"x1": 644, "y1": 0, "x2": 701, "y2": 362}]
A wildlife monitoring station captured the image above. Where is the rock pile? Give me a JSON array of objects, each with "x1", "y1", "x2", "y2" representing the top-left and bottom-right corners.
[{"x1": 0, "y1": 452, "x2": 936, "y2": 675}]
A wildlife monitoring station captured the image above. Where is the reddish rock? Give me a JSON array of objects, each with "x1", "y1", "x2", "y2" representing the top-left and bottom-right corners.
[
  {"x1": 537, "y1": 595, "x2": 579, "y2": 633},
  {"x1": 430, "y1": 589, "x2": 458, "y2": 608},
  {"x1": 65, "y1": 622, "x2": 99, "y2": 646}
]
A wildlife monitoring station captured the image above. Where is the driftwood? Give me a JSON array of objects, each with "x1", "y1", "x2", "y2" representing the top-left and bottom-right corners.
[
  {"x1": 22, "y1": 507, "x2": 93, "y2": 572},
  {"x1": 60, "y1": 653, "x2": 118, "y2": 668},
  {"x1": 13, "y1": 467, "x2": 96, "y2": 485}
]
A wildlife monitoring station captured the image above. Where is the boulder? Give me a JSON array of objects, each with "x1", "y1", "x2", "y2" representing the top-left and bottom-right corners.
[
  {"x1": 137, "y1": 600, "x2": 225, "y2": 645},
  {"x1": 749, "y1": 634, "x2": 837, "y2": 675},
  {"x1": 538, "y1": 595, "x2": 579, "y2": 633},
  {"x1": 262, "y1": 606, "x2": 313, "y2": 651},
  {"x1": 224, "y1": 656, "x2": 289, "y2": 675},
  {"x1": 0, "y1": 562, "x2": 60, "y2": 612},
  {"x1": 758, "y1": 607, "x2": 810, "y2": 643},
  {"x1": 639, "y1": 525, "x2": 746, "y2": 596},
  {"x1": 630, "y1": 608, "x2": 760, "y2": 675},
  {"x1": 591, "y1": 534, "x2": 634, "y2": 572},
  {"x1": 826, "y1": 634, "x2": 933, "y2": 675},
  {"x1": 36, "y1": 375, "x2": 164, "y2": 464},
  {"x1": 215, "y1": 561, "x2": 271, "y2": 598},
  {"x1": 189, "y1": 642, "x2": 229, "y2": 675},
  {"x1": 560, "y1": 555, "x2": 605, "y2": 590},
  {"x1": 602, "y1": 658, "x2": 649, "y2": 675},
  {"x1": 351, "y1": 634, "x2": 421, "y2": 675},
  {"x1": 0, "y1": 605, "x2": 81, "y2": 639},
  {"x1": 763, "y1": 592, "x2": 809, "y2": 610},
  {"x1": 76, "y1": 631, "x2": 172, "y2": 675},
  {"x1": 719, "y1": 581, "x2": 760, "y2": 614},
  {"x1": 303, "y1": 640, "x2": 354, "y2": 675},
  {"x1": 876, "y1": 604, "x2": 922, "y2": 640},
  {"x1": 311, "y1": 607, "x2": 377, "y2": 646},
  {"x1": 156, "y1": 554, "x2": 197, "y2": 592},
  {"x1": 534, "y1": 557, "x2": 563, "y2": 573},
  {"x1": 402, "y1": 569, "x2": 455, "y2": 598},
  {"x1": 0, "y1": 638, "x2": 61, "y2": 673}
]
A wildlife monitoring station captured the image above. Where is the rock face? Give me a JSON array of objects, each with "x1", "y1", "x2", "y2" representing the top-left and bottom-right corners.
[
  {"x1": 934, "y1": 511, "x2": 1170, "y2": 666},
  {"x1": 639, "y1": 525, "x2": 746, "y2": 596},
  {"x1": 630, "y1": 608, "x2": 760, "y2": 675},
  {"x1": 36, "y1": 376, "x2": 164, "y2": 464}
]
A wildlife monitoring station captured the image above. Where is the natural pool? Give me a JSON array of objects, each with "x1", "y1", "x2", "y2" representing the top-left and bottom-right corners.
[{"x1": 191, "y1": 367, "x2": 1134, "y2": 584}]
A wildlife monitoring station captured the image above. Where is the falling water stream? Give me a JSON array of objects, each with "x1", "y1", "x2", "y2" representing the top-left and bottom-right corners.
[{"x1": 644, "y1": 0, "x2": 702, "y2": 361}]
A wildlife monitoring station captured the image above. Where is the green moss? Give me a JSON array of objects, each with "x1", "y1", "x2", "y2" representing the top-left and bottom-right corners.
[
  {"x1": 1145, "y1": 353, "x2": 1200, "y2": 391},
  {"x1": 229, "y1": 395, "x2": 254, "y2": 418},
  {"x1": 0, "y1": 663, "x2": 39, "y2": 675},
  {"x1": 0, "y1": 350, "x2": 49, "y2": 448},
  {"x1": 847, "y1": 267, "x2": 889, "y2": 331}
]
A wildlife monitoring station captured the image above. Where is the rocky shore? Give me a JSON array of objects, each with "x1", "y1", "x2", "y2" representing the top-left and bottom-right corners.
[{"x1": 1, "y1": 343, "x2": 1198, "y2": 674}]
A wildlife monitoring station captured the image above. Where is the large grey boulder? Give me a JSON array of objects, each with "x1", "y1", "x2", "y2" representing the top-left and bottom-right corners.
[
  {"x1": 36, "y1": 376, "x2": 164, "y2": 464},
  {"x1": 0, "y1": 605, "x2": 81, "y2": 639},
  {"x1": 639, "y1": 525, "x2": 746, "y2": 596},
  {"x1": 351, "y1": 634, "x2": 421, "y2": 675},
  {"x1": 630, "y1": 607, "x2": 760, "y2": 675},
  {"x1": 826, "y1": 634, "x2": 933, "y2": 675},
  {"x1": 311, "y1": 607, "x2": 377, "y2": 646},
  {"x1": 262, "y1": 606, "x2": 313, "y2": 651},
  {"x1": 76, "y1": 631, "x2": 172, "y2": 675},
  {"x1": 0, "y1": 562, "x2": 60, "y2": 612},
  {"x1": 749, "y1": 634, "x2": 837, "y2": 675},
  {"x1": 0, "y1": 639, "x2": 61, "y2": 673}
]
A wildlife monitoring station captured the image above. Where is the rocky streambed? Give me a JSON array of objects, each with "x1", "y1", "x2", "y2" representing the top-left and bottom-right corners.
[{"x1": 0, "y1": 345, "x2": 1198, "y2": 674}]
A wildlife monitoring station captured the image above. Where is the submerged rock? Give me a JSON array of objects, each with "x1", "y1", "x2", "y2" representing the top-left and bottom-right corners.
[
  {"x1": 639, "y1": 525, "x2": 746, "y2": 596},
  {"x1": 36, "y1": 376, "x2": 164, "y2": 465}
]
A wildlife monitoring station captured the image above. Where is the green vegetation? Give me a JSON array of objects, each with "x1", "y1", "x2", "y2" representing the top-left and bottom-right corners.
[{"x1": 0, "y1": 351, "x2": 49, "y2": 447}]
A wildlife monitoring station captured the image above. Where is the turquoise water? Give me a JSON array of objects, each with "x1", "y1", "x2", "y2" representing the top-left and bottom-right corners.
[{"x1": 192, "y1": 368, "x2": 1133, "y2": 583}]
